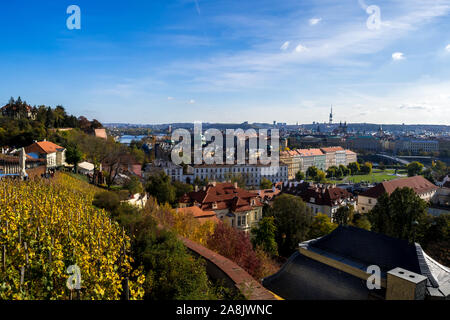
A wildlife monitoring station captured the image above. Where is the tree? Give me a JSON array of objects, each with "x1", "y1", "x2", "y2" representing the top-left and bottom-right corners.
[
  {"x1": 326, "y1": 166, "x2": 339, "y2": 179},
  {"x1": 251, "y1": 217, "x2": 278, "y2": 256},
  {"x1": 295, "y1": 170, "x2": 305, "y2": 181},
  {"x1": 260, "y1": 178, "x2": 273, "y2": 190},
  {"x1": 146, "y1": 172, "x2": 176, "y2": 205},
  {"x1": 368, "y1": 188, "x2": 428, "y2": 242},
  {"x1": 367, "y1": 193, "x2": 393, "y2": 235},
  {"x1": 124, "y1": 176, "x2": 144, "y2": 195},
  {"x1": 407, "y1": 161, "x2": 424, "y2": 177},
  {"x1": 92, "y1": 191, "x2": 121, "y2": 212},
  {"x1": 348, "y1": 162, "x2": 360, "y2": 175},
  {"x1": 207, "y1": 223, "x2": 262, "y2": 279},
  {"x1": 339, "y1": 164, "x2": 350, "y2": 177},
  {"x1": 314, "y1": 170, "x2": 327, "y2": 183},
  {"x1": 360, "y1": 162, "x2": 373, "y2": 174},
  {"x1": 65, "y1": 143, "x2": 82, "y2": 173},
  {"x1": 351, "y1": 213, "x2": 371, "y2": 230},
  {"x1": 173, "y1": 181, "x2": 193, "y2": 200},
  {"x1": 309, "y1": 213, "x2": 338, "y2": 239},
  {"x1": 306, "y1": 166, "x2": 318, "y2": 179},
  {"x1": 266, "y1": 194, "x2": 313, "y2": 256},
  {"x1": 334, "y1": 205, "x2": 355, "y2": 226}
]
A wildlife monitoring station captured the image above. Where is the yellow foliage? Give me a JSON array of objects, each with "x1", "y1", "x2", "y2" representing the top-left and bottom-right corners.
[{"x1": 0, "y1": 173, "x2": 144, "y2": 300}]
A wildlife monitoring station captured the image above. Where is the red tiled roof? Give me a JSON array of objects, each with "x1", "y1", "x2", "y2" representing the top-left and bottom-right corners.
[
  {"x1": 359, "y1": 176, "x2": 438, "y2": 198},
  {"x1": 25, "y1": 141, "x2": 65, "y2": 155},
  {"x1": 296, "y1": 148, "x2": 324, "y2": 156},
  {"x1": 285, "y1": 183, "x2": 354, "y2": 207},
  {"x1": 321, "y1": 147, "x2": 344, "y2": 153},
  {"x1": 94, "y1": 129, "x2": 107, "y2": 139},
  {"x1": 180, "y1": 183, "x2": 263, "y2": 212},
  {"x1": 177, "y1": 206, "x2": 220, "y2": 224}
]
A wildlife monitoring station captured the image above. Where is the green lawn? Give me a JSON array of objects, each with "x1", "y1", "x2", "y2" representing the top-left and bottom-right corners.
[{"x1": 327, "y1": 169, "x2": 405, "y2": 184}]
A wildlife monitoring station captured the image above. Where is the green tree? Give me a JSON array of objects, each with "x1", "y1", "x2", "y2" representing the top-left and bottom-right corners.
[
  {"x1": 348, "y1": 162, "x2": 360, "y2": 175},
  {"x1": 260, "y1": 178, "x2": 273, "y2": 190},
  {"x1": 314, "y1": 170, "x2": 327, "y2": 183},
  {"x1": 65, "y1": 143, "x2": 82, "y2": 173},
  {"x1": 334, "y1": 205, "x2": 355, "y2": 226},
  {"x1": 295, "y1": 170, "x2": 305, "y2": 181},
  {"x1": 306, "y1": 166, "x2": 318, "y2": 179},
  {"x1": 266, "y1": 194, "x2": 313, "y2": 256},
  {"x1": 360, "y1": 162, "x2": 373, "y2": 174},
  {"x1": 368, "y1": 188, "x2": 428, "y2": 242},
  {"x1": 351, "y1": 213, "x2": 371, "y2": 231},
  {"x1": 146, "y1": 173, "x2": 176, "y2": 205},
  {"x1": 339, "y1": 164, "x2": 350, "y2": 177},
  {"x1": 406, "y1": 161, "x2": 424, "y2": 177},
  {"x1": 173, "y1": 181, "x2": 193, "y2": 200},
  {"x1": 326, "y1": 166, "x2": 339, "y2": 179},
  {"x1": 251, "y1": 217, "x2": 278, "y2": 256},
  {"x1": 308, "y1": 213, "x2": 338, "y2": 239},
  {"x1": 124, "y1": 176, "x2": 144, "y2": 195}
]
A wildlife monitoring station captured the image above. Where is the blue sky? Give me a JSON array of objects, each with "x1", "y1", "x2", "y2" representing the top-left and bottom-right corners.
[{"x1": 1, "y1": 0, "x2": 450, "y2": 124}]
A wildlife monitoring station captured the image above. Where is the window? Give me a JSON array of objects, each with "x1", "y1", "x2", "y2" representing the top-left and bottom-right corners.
[{"x1": 237, "y1": 216, "x2": 241, "y2": 226}]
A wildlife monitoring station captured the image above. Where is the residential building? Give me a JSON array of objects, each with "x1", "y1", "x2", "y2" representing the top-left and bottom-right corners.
[
  {"x1": 0, "y1": 149, "x2": 44, "y2": 178},
  {"x1": 395, "y1": 139, "x2": 439, "y2": 154},
  {"x1": 321, "y1": 147, "x2": 347, "y2": 169},
  {"x1": 25, "y1": 141, "x2": 66, "y2": 169},
  {"x1": 1, "y1": 101, "x2": 36, "y2": 120},
  {"x1": 345, "y1": 150, "x2": 357, "y2": 165},
  {"x1": 346, "y1": 136, "x2": 381, "y2": 152},
  {"x1": 428, "y1": 187, "x2": 450, "y2": 216},
  {"x1": 280, "y1": 147, "x2": 355, "y2": 178},
  {"x1": 144, "y1": 159, "x2": 184, "y2": 182},
  {"x1": 297, "y1": 148, "x2": 326, "y2": 172},
  {"x1": 280, "y1": 150, "x2": 302, "y2": 179},
  {"x1": 176, "y1": 206, "x2": 220, "y2": 225},
  {"x1": 357, "y1": 176, "x2": 438, "y2": 214},
  {"x1": 94, "y1": 128, "x2": 108, "y2": 140},
  {"x1": 191, "y1": 162, "x2": 289, "y2": 187},
  {"x1": 263, "y1": 225, "x2": 450, "y2": 300},
  {"x1": 179, "y1": 182, "x2": 263, "y2": 233},
  {"x1": 284, "y1": 182, "x2": 356, "y2": 220}
]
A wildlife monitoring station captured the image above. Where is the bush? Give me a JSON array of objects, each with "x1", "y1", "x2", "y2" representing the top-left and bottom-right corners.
[{"x1": 92, "y1": 191, "x2": 120, "y2": 212}]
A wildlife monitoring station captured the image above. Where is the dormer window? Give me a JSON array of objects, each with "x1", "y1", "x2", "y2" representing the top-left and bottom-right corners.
[{"x1": 212, "y1": 202, "x2": 218, "y2": 209}]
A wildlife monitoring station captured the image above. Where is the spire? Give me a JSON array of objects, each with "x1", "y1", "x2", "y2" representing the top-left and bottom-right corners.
[{"x1": 329, "y1": 105, "x2": 333, "y2": 124}]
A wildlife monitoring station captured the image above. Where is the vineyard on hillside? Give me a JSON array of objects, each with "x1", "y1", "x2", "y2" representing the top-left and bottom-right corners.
[{"x1": 0, "y1": 174, "x2": 145, "y2": 300}]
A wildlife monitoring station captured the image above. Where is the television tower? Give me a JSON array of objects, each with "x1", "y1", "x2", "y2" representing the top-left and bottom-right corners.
[{"x1": 329, "y1": 105, "x2": 333, "y2": 125}]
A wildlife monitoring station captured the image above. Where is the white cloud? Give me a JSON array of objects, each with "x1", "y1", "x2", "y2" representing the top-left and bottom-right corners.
[
  {"x1": 309, "y1": 18, "x2": 322, "y2": 26},
  {"x1": 167, "y1": 96, "x2": 175, "y2": 100},
  {"x1": 295, "y1": 44, "x2": 308, "y2": 53},
  {"x1": 392, "y1": 52, "x2": 405, "y2": 60},
  {"x1": 280, "y1": 41, "x2": 290, "y2": 51},
  {"x1": 446, "y1": 44, "x2": 450, "y2": 52},
  {"x1": 189, "y1": 99, "x2": 196, "y2": 104}
]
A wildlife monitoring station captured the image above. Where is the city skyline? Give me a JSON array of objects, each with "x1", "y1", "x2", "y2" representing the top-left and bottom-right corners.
[{"x1": 1, "y1": 0, "x2": 450, "y2": 125}]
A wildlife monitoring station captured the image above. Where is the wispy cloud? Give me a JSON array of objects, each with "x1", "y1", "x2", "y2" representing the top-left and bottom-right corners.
[
  {"x1": 280, "y1": 41, "x2": 290, "y2": 51},
  {"x1": 392, "y1": 52, "x2": 405, "y2": 60},
  {"x1": 309, "y1": 18, "x2": 322, "y2": 25}
]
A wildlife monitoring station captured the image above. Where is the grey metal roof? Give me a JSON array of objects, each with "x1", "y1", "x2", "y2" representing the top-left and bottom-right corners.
[
  {"x1": 263, "y1": 226, "x2": 450, "y2": 300},
  {"x1": 263, "y1": 251, "x2": 383, "y2": 300}
]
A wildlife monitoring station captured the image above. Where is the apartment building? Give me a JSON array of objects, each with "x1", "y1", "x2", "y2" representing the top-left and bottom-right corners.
[
  {"x1": 179, "y1": 182, "x2": 263, "y2": 233},
  {"x1": 357, "y1": 176, "x2": 438, "y2": 214}
]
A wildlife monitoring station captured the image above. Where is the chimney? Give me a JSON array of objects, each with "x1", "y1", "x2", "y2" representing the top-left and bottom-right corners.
[
  {"x1": 234, "y1": 182, "x2": 238, "y2": 189},
  {"x1": 386, "y1": 267, "x2": 427, "y2": 300},
  {"x1": 194, "y1": 185, "x2": 199, "y2": 192},
  {"x1": 212, "y1": 181, "x2": 216, "y2": 187}
]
